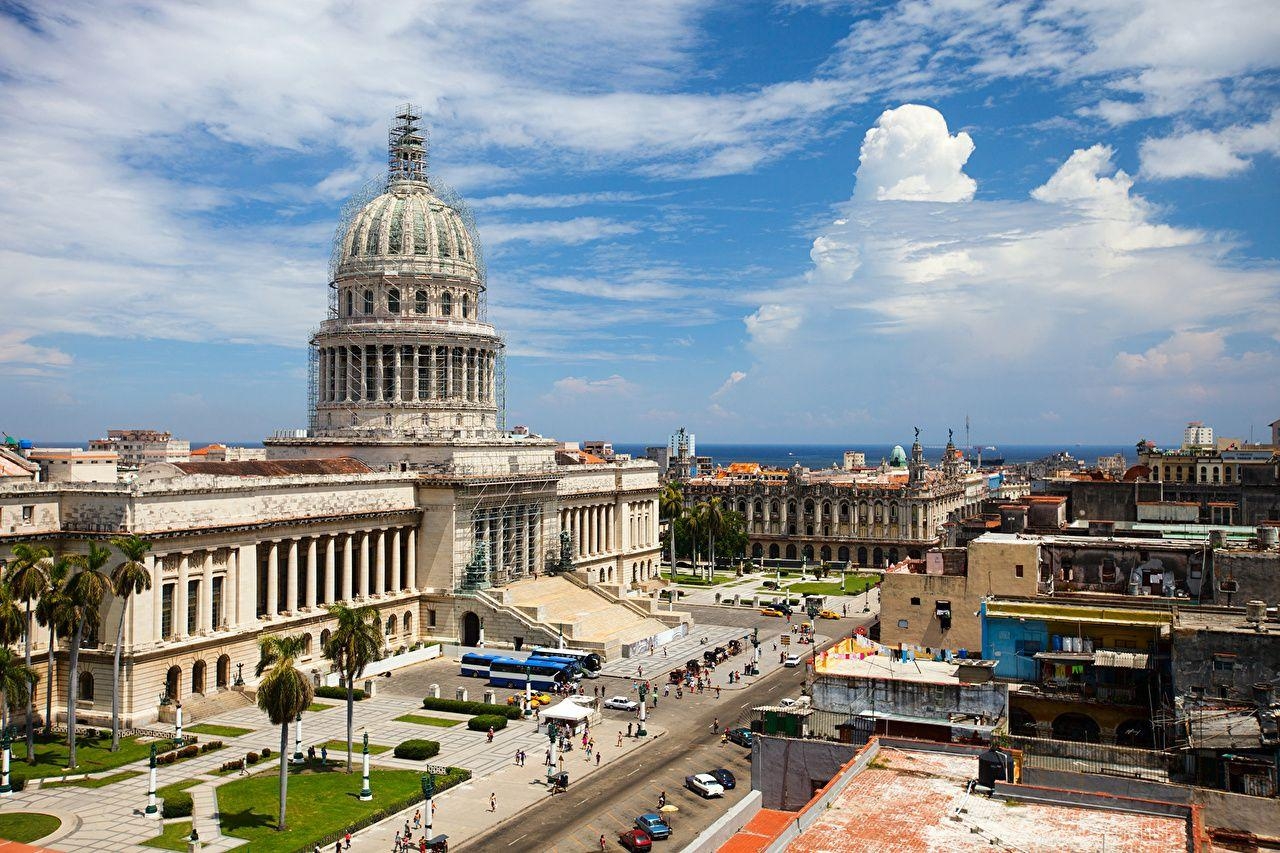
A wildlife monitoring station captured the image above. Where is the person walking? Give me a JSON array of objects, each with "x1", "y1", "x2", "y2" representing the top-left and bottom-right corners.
[
  {"x1": 715, "y1": 686, "x2": 721, "y2": 698},
  {"x1": 489, "y1": 792, "x2": 496, "y2": 812},
  {"x1": 413, "y1": 808, "x2": 421, "y2": 828},
  {"x1": 487, "y1": 725, "x2": 495, "y2": 743},
  {"x1": 344, "y1": 831, "x2": 352, "y2": 849},
  {"x1": 515, "y1": 749, "x2": 521, "y2": 766},
  {"x1": 617, "y1": 731, "x2": 623, "y2": 747},
  {"x1": 596, "y1": 751, "x2": 601, "y2": 766}
]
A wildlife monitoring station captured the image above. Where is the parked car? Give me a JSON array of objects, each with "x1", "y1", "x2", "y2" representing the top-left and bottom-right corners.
[
  {"x1": 760, "y1": 607, "x2": 783, "y2": 617},
  {"x1": 709, "y1": 768, "x2": 736, "y2": 790},
  {"x1": 604, "y1": 696, "x2": 639, "y2": 711},
  {"x1": 783, "y1": 654, "x2": 802, "y2": 667},
  {"x1": 506, "y1": 692, "x2": 552, "y2": 707},
  {"x1": 635, "y1": 813, "x2": 671, "y2": 840},
  {"x1": 685, "y1": 772, "x2": 725, "y2": 798},
  {"x1": 770, "y1": 601, "x2": 793, "y2": 615},
  {"x1": 778, "y1": 697, "x2": 797, "y2": 707},
  {"x1": 818, "y1": 609, "x2": 840, "y2": 619},
  {"x1": 726, "y1": 727, "x2": 753, "y2": 747},
  {"x1": 618, "y1": 828, "x2": 653, "y2": 851}
]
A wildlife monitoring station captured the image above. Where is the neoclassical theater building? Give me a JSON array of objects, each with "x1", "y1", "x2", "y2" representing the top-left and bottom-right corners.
[{"x1": 0, "y1": 111, "x2": 683, "y2": 728}]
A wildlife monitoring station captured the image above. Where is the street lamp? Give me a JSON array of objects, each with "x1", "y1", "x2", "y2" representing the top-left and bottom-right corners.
[
  {"x1": 144, "y1": 743, "x2": 159, "y2": 817},
  {"x1": 0, "y1": 726, "x2": 13, "y2": 797},
  {"x1": 546, "y1": 720, "x2": 560, "y2": 782},
  {"x1": 636, "y1": 683, "x2": 649, "y2": 737},
  {"x1": 358, "y1": 732, "x2": 373, "y2": 801}
]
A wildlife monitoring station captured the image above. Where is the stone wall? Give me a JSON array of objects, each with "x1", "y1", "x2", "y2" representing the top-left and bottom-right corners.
[
  {"x1": 811, "y1": 672, "x2": 1007, "y2": 721},
  {"x1": 1211, "y1": 549, "x2": 1280, "y2": 607},
  {"x1": 1171, "y1": 622, "x2": 1280, "y2": 701}
]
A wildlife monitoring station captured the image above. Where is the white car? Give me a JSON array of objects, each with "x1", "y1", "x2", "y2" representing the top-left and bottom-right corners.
[
  {"x1": 783, "y1": 654, "x2": 802, "y2": 667},
  {"x1": 604, "y1": 696, "x2": 639, "y2": 711},
  {"x1": 685, "y1": 773, "x2": 726, "y2": 798},
  {"x1": 779, "y1": 697, "x2": 797, "y2": 707}
]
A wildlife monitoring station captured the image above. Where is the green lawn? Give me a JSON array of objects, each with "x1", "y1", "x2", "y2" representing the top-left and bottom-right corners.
[
  {"x1": 0, "y1": 812, "x2": 61, "y2": 843},
  {"x1": 216, "y1": 767, "x2": 425, "y2": 853},
  {"x1": 157, "y1": 777, "x2": 202, "y2": 802},
  {"x1": 669, "y1": 572, "x2": 736, "y2": 586},
  {"x1": 10, "y1": 732, "x2": 154, "y2": 783},
  {"x1": 320, "y1": 738, "x2": 391, "y2": 754},
  {"x1": 141, "y1": 819, "x2": 193, "y2": 851},
  {"x1": 786, "y1": 573, "x2": 878, "y2": 596},
  {"x1": 186, "y1": 723, "x2": 253, "y2": 738},
  {"x1": 42, "y1": 769, "x2": 143, "y2": 789},
  {"x1": 307, "y1": 702, "x2": 335, "y2": 712},
  {"x1": 393, "y1": 714, "x2": 461, "y2": 728}
]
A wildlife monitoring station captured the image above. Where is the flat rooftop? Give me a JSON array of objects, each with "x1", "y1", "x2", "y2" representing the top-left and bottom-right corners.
[
  {"x1": 788, "y1": 747, "x2": 1189, "y2": 853},
  {"x1": 813, "y1": 638, "x2": 977, "y2": 684}
]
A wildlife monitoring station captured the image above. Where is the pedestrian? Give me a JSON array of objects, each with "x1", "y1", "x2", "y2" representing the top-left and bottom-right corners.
[
  {"x1": 663, "y1": 684, "x2": 669, "y2": 697},
  {"x1": 394, "y1": 830, "x2": 402, "y2": 851},
  {"x1": 404, "y1": 819, "x2": 411, "y2": 838},
  {"x1": 617, "y1": 731, "x2": 623, "y2": 746},
  {"x1": 842, "y1": 604, "x2": 848, "y2": 616},
  {"x1": 596, "y1": 751, "x2": 601, "y2": 766},
  {"x1": 413, "y1": 808, "x2": 421, "y2": 828},
  {"x1": 489, "y1": 792, "x2": 496, "y2": 812},
  {"x1": 419, "y1": 838, "x2": 427, "y2": 853},
  {"x1": 345, "y1": 831, "x2": 352, "y2": 849},
  {"x1": 627, "y1": 722, "x2": 633, "y2": 737},
  {"x1": 659, "y1": 790, "x2": 667, "y2": 808},
  {"x1": 321, "y1": 745, "x2": 328, "y2": 765},
  {"x1": 487, "y1": 725, "x2": 495, "y2": 743},
  {"x1": 713, "y1": 717, "x2": 719, "y2": 732},
  {"x1": 715, "y1": 686, "x2": 721, "y2": 698},
  {"x1": 334, "y1": 842, "x2": 342, "y2": 853},
  {"x1": 545, "y1": 748, "x2": 552, "y2": 766}
]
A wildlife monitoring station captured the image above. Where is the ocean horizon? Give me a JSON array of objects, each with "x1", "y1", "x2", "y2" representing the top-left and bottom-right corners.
[{"x1": 612, "y1": 442, "x2": 1134, "y2": 470}]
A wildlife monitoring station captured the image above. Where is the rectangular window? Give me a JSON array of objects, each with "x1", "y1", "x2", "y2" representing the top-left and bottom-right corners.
[
  {"x1": 1015, "y1": 564, "x2": 1024, "y2": 578},
  {"x1": 910, "y1": 597, "x2": 921, "y2": 606},
  {"x1": 1212, "y1": 655, "x2": 1235, "y2": 672},
  {"x1": 897, "y1": 619, "x2": 909, "y2": 629},
  {"x1": 161, "y1": 584, "x2": 174, "y2": 639},
  {"x1": 428, "y1": 609, "x2": 437, "y2": 628},
  {"x1": 211, "y1": 577, "x2": 224, "y2": 628},
  {"x1": 187, "y1": 579, "x2": 200, "y2": 635},
  {"x1": 21, "y1": 505, "x2": 34, "y2": 523}
]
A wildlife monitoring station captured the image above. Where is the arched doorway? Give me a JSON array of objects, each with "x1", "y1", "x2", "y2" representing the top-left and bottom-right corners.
[
  {"x1": 1052, "y1": 712, "x2": 1101, "y2": 743},
  {"x1": 888, "y1": 548, "x2": 899, "y2": 564},
  {"x1": 857, "y1": 546, "x2": 867, "y2": 566},
  {"x1": 1115, "y1": 719, "x2": 1155, "y2": 748},
  {"x1": 838, "y1": 546, "x2": 849, "y2": 563},
  {"x1": 785, "y1": 544, "x2": 797, "y2": 560},
  {"x1": 1010, "y1": 707, "x2": 1037, "y2": 737},
  {"x1": 872, "y1": 547, "x2": 883, "y2": 567},
  {"x1": 802, "y1": 544, "x2": 814, "y2": 561},
  {"x1": 191, "y1": 660, "x2": 206, "y2": 695},
  {"x1": 820, "y1": 545, "x2": 831, "y2": 562},
  {"x1": 752, "y1": 543, "x2": 763, "y2": 558},
  {"x1": 768, "y1": 544, "x2": 779, "y2": 559},
  {"x1": 461, "y1": 612, "x2": 481, "y2": 647},
  {"x1": 216, "y1": 655, "x2": 230, "y2": 689},
  {"x1": 165, "y1": 665, "x2": 181, "y2": 702}
]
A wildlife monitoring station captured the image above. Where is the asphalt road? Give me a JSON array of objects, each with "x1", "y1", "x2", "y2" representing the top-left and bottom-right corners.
[{"x1": 457, "y1": 608, "x2": 878, "y2": 853}]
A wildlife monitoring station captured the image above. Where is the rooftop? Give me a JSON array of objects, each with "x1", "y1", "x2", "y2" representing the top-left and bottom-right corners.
[
  {"x1": 813, "y1": 638, "x2": 985, "y2": 684},
  {"x1": 169, "y1": 458, "x2": 373, "y2": 477}
]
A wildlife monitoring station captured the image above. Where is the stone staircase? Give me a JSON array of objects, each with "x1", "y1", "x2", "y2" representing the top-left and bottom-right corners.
[{"x1": 164, "y1": 688, "x2": 255, "y2": 724}]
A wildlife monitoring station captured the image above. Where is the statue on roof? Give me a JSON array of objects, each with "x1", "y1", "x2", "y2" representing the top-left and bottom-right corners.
[
  {"x1": 913, "y1": 426, "x2": 920, "y2": 440},
  {"x1": 948, "y1": 428, "x2": 953, "y2": 444}
]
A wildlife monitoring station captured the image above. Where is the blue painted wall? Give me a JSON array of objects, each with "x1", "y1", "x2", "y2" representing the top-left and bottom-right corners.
[{"x1": 981, "y1": 610, "x2": 1048, "y2": 680}]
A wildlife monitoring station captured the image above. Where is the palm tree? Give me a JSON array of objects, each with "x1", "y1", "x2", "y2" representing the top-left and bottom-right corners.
[
  {"x1": 701, "y1": 497, "x2": 727, "y2": 581},
  {"x1": 64, "y1": 542, "x2": 112, "y2": 769},
  {"x1": 0, "y1": 646, "x2": 37, "y2": 735},
  {"x1": 659, "y1": 483, "x2": 683, "y2": 582},
  {"x1": 34, "y1": 556, "x2": 73, "y2": 735},
  {"x1": 255, "y1": 634, "x2": 314, "y2": 832},
  {"x1": 321, "y1": 603, "x2": 382, "y2": 772},
  {"x1": 108, "y1": 536, "x2": 151, "y2": 751},
  {"x1": 6, "y1": 543, "x2": 50, "y2": 761}
]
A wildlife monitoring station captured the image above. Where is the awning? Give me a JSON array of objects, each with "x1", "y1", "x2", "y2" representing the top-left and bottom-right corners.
[
  {"x1": 1093, "y1": 650, "x2": 1149, "y2": 669},
  {"x1": 1032, "y1": 651, "x2": 1094, "y2": 662}
]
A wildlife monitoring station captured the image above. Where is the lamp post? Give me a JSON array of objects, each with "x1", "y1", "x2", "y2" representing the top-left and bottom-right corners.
[
  {"x1": 546, "y1": 720, "x2": 560, "y2": 782},
  {"x1": 291, "y1": 713, "x2": 304, "y2": 764},
  {"x1": 145, "y1": 743, "x2": 159, "y2": 817},
  {"x1": 524, "y1": 664, "x2": 533, "y2": 717},
  {"x1": 421, "y1": 772, "x2": 435, "y2": 842},
  {"x1": 358, "y1": 732, "x2": 372, "y2": 801},
  {"x1": 636, "y1": 683, "x2": 649, "y2": 737},
  {"x1": 174, "y1": 701, "x2": 184, "y2": 747},
  {"x1": 0, "y1": 726, "x2": 12, "y2": 796}
]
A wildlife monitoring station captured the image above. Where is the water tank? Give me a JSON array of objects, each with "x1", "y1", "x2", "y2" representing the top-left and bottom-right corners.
[
  {"x1": 1258, "y1": 526, "x2": 1279, "y2": 550},
  {"x1": 1245, "y1": 600, "x2": 1267, "y2": 625},
  {"x1": 977, "y1": 746, "x2": 1012, "y2": 788}
]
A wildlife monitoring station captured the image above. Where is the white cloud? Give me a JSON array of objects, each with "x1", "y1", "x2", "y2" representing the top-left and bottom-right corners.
[
  {"x1": 711, "y1": 371, "x2": 748, "y2": 400},
  {"x1": 1031, "y1": 145, "x2": 1142, "y2": 220},
  {"x1": 483, "y1": 217, "x2": 640, "y2": 246},
  {"x1": 1140, "y1": 111, "x2": 1280, "y2": 179},
  {"x1": 743, "y1": 304, "x2": 803, "y2": 347},
  {"x1": 855, "y1": 105, "x2": 975, "y2": 202},
  {"x1": 472, "y1": 191, "x2": 659, "y2": 211},
  {"x1": 546, "y1": 375, "x2": 637, "y2": 399}
]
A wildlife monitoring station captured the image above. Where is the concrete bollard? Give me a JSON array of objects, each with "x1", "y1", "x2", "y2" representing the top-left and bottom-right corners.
[
  {"x1": 483, "y1": 690, "x2": 497, "y2": 705},
  {"x1": 428, "y1": 683, "x2": 440, "y2": 699},
  {"x1": 364, "y1": 679, "x2": 377, "y2": 698},
  {"x1": 456, "y1": 686, "x2": 468, "y2": 702}
]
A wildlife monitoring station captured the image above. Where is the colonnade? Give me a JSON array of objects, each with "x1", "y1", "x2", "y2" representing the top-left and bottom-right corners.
[
  {"x1": 146, "y1": 547, "x2": 235, "y2": 643},
  {"x1": 318, "y1": 343, "x2": 495, "y2": 405},
  {"x1": 558, "y1": 498, "x2": 659, "y2": 560},
  {"x1": 473, "y1": 505, "x2": 540, "y2": 581}
]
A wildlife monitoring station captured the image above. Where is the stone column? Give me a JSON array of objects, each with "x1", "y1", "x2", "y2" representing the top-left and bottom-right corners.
[
  {"x1": 149, "y1": 554, "x2": 163, "y2": 643},
  {"x1": 406, "y1": 526, "x2": 417, "y2": 590},
  {"x1": 427, "y1": 346, "x2": 437, "y2": 399},
  {"x1": 445, "y1": 347, "x2": 453, "y2": 398},
  {"x1": 374, "y1": 530, "x2": 386, "y2": 596},
  {"x1": 373, "y1": 344, "x2": 384, "y2": 402},
  {"x1": 494, "y1": 515, "x2": 505, "y2": 578},
  {"x1": 393, "y1": 344, "x2": 402, "y2": 402},
  {"x1": 305, "y1": 538, "x2": 318, "y2": 610},
  {"x1": 358, "y1": 532, "x2": 370, "y2": 598},
  {"x1": 200, "y1": 551, "x2": 214, "y2": 633},
  {"x1": 391, "y1": 528, "x2": 401, "y2": 593},
  {"x1": 286, "y1": 539, "x2": 299, "y2": 614},
  {"x1": 175, "y1": 553, "x2": 189, "y2": 638},
  {"x1": 411, "y1": 347, "x2": 420, "y2": 401},
  {"x1": 527, "y1": 507, "x2": 537, "y2": 575},
  {"x1": 266, "y1": 542, "x2": 279, "y2": 617},
  {"x1": 324, "y1": 537, "x2": 336, "y2": 605},
  {"x1": 342, "y1": 535, "x2": 354, "y2": 601}
]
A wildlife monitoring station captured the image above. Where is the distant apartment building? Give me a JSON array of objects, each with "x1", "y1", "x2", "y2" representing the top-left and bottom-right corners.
[
  {"x1": 842, "y1": 450, "x2": 866, "y2": 470},
  {"x1": 581, "y1": 441, "x2": 614, "y2": 460},
  {"x1": 189, "y1": 444, "x2": 267, "y2": 462},
  {"x1": 90, "y1": 429, "x2": 190, "y2": 467},
  {"x1": 1182, "y1": 421, "x2": 1214, "y2": 449},
  {"x1": 27, "y1": 448, "x2": 119, "y2": 483}
]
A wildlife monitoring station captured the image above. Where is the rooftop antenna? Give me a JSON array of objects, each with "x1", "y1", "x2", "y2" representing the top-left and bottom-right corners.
[{"x1": 388, "y1": 104, "x2": 429, "y2": 186}]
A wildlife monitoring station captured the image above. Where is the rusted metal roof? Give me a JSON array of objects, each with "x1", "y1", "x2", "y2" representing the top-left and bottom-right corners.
[{"x1": 171, "y1": 458, "x2": 372, "y2": 476}]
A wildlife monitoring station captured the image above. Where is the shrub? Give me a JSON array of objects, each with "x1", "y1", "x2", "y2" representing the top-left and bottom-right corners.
[
  {"x1": 220, "y1": 758, "x2": 244, "y2": 773},
  {"x1": 467, "y1": 714, "x2": 508, "y2": 732},
  {"x1": 199, "y1": 740, "x2": 223, "y2": 753},
  {"x1": 246, "y1": 751, "x2": 260, "y2": 765},
  {"x1": 178, "y1": 744, "x2": 199, "y2": 759},
  {"x1": 315, "y1": 685, "x2": 367, "y2": 701},
  {"x1": 421, "y1": 697, "x2": 522, "y2": 720},
  {"x1": 260, "y1": 746, "x2": 272, "y2": 758},
  {"x1": 393, "y1": 739, "x2": 440, "y2": 760},
  {"x1": 162, "y1": 791, "x2": 193, "y2": 819}
]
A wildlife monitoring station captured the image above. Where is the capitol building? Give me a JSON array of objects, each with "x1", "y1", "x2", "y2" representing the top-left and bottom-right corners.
[{"x1": 0, "y1": 110, "x2": 682, "y2": 728}]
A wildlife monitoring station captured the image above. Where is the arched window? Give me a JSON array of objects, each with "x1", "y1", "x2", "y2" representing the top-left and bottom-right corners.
[
  {"x1": 387, "y1": 288, "x2": 401, "y2": 313},
  {"x1": 839, "y1": 502, "x2": 849, "y2": 519},
  {"x1": 441, "y1": 291, "x2": 452, "y2": 316},
  {"x1": 769, "y1": 543, "x2": 780, "y2": 559},
  {"x1": 385, "y1": 616, "x2": 396, "y2": 636},
  {"x1": 345, "y1": 291, "x2": 354, "y2": 316},
  {"x1": 754, "y1": 500, "x2": 762, "y2": 515},
  {"x1": 320, "y1": 628, "x2": 331, "y2": 649},
  {"x1": 461, "y1": 293, "x2": 470, "y2": 318},
  {"x1": 804, "y1": 500, "x2": 814, "y2": 514},
  {"x1": 363, "y1": 289, "x2": 374, "y2": 314},
  {"x1": 78, "y1": 671, "x2": 94, "y2": 701},
  {"x1": 403, "y1": 611, "x2": 413, "y2": 636},
  {"x1": 415, "y1": 289, "x2": 429, "y2": 313}
]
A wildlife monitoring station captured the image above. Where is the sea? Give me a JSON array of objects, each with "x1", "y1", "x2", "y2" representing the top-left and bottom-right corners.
[{"x1": 611, "y1": 443, "x2": 1134, "y2": 470}]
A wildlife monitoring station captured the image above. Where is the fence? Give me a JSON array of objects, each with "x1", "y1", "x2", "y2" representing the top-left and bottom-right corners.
[{"x1": 997, "y1": 733, "x2": 1174, "y2": 782}]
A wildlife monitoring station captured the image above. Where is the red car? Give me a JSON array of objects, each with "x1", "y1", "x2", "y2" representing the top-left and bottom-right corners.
[{"x1": 618, "y1": 828, "x2": 653, "y2": 851}]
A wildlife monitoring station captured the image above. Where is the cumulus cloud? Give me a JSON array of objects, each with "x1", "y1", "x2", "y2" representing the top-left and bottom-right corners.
[
  {"x1": 1140, "y1": 111, "x2": 1280, "y2": 179},
  {"x1": 854, "y1": 105, "x2": 976, "y2": 202},
  {"x1": 546, "y1": 375, "x2": 637, "y2": 398},
  {"x1": 711, "y1": 371, "x2": 748, "y2": 400},
  {"x1": 744, "y1": 304, "x2": 803, "y2": 347}
]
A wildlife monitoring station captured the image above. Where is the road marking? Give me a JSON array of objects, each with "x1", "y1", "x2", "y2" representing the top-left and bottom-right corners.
[
  {"x1": 576, "y1": 797, "x2": 589, "y2": 805},
  {"x1": 506, "y1": 833, "x2": 527, "y2": 846}
]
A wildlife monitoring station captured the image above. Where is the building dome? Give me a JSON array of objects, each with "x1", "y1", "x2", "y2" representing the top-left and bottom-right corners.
[
  {"x1": 889, "y1": 445, "x2": 908, "y2": 467},
  {"x1": 336, "y1": 185, "x2": 479, "y2": 280}
]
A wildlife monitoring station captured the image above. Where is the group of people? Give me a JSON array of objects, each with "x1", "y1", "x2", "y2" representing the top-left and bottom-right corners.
[{"x1": 388, "y1": 809, "x2": 435, "y2": 851}]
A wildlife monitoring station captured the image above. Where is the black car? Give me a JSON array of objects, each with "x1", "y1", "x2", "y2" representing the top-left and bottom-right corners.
[
  {"x1": 709, "y1": 768, "x2": 736, "y2": 789},
  {"x1": 726, "y1": 727, "x2": 753, "y2": 747}
]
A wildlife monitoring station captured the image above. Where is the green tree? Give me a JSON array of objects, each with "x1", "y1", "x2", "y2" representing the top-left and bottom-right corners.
[
  {"x1": 659, "y1": 483, "x2": 683, "y2": 582},
  {"x1": 700, "y1": 497, "x2": 728, "y2": 581},
  {"x1": 65, "y1": 542, "x2": 112, "y2": 769},
  {"x1": 6, "y1": 543, "x2": 49, "y2": 761},
  {"x1": 34, "y1": 556, "x2": 73, "y2": 735},
  {"x1": 0, "y1": 646, "x2": 37, "y2": 735},
  {"x1": 717, "y1": 509, "x2": 748, "y2": 564},
  {"x1": 255, "y1": 634, "x2": 315, "y2": 831},
  {"x1": 321, "y1": 603, "x2": 383, "y2": 772},
  {"x1": 108, "y1": 536, "x2": 152, "y2": 751}
]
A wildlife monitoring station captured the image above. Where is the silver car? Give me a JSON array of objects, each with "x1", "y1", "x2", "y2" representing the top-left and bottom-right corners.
[{"x1": 604, "y1": 695, "x2": 639, "y2": 711}]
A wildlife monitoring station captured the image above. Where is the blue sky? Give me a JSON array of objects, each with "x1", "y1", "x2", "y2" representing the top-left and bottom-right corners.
[{"x1": 2, "y1": 0, "x2": 1278, "y2": 447}]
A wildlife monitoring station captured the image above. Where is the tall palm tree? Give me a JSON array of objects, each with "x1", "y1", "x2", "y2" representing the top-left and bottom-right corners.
[
  {"x1": 0, "y1": 646, "x2": 37, "y2": 735},
  {"x1": 34, "y1": 556, "x2": 73, "y2": 735},
  {"x1": 701, "y1": 497, "x2": 727, "y2": 581},
  {"x1": 659, "y1": 483, "x2": 683, "y2": 582},
  {"x1": 321, "y1": 603, "x2": 382, "y2": 773},
  {"x1": 255, "y1": 634, "x2": 314, "y2": 832},
  {"x1": 6, "y1": 543, "x2": 50, "y2": 761},
  {"x1": 64, "y1": 542, "x2": 112, "y2": 769},
  {"x1": 108, "y1": 536, "x2": 151, "y2": 751}
]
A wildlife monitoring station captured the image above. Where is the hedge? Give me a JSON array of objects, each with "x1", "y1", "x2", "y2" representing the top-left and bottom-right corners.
[
  {"x1": 393, "y1": 739, "x2": 440, "y2": 760},
  {"x1": 162, "y1": 791, "x2": 194, "y2": 819},
  {"x1": 315, "y1": 685, "x2": 367, "y2": 701},
  {"x1": 310, "y1": 767, "x2": 471, "y2": 852},
  {"x1": 421, "y1": 697, "x2": 522, "y2": 720},
  {"x1": 467, "y1": 714, "x2": 508, "y2": 732}
]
